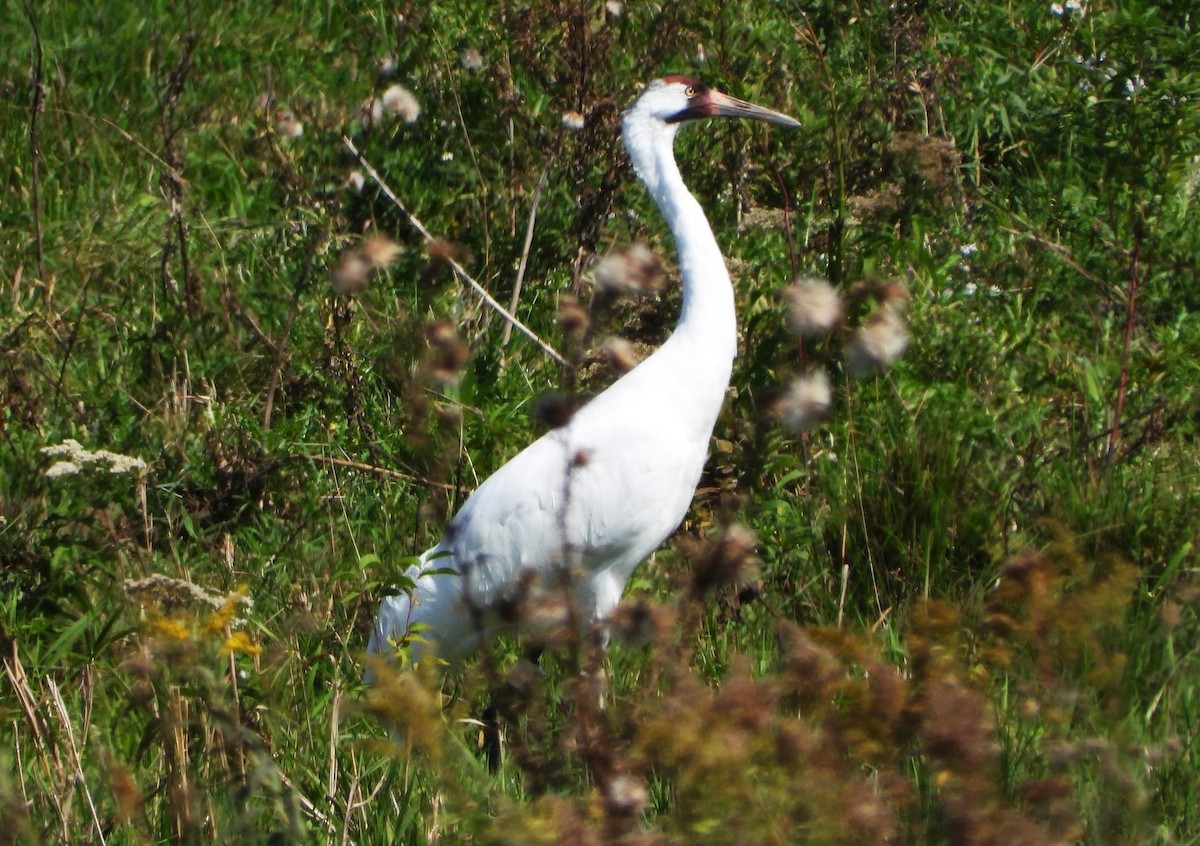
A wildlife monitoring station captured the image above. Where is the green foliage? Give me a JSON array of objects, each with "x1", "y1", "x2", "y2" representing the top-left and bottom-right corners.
[{"x1": 2, "y1": 0, "x2": 1198, "y2": 843}]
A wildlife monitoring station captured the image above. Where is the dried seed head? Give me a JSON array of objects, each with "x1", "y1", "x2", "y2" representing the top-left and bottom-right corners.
[
  {"x1": 684, "y1": 523, "x2": 759, "y2": 600},
  {"x1": 593, "y1": 244, "x2": 664, "y2": 297},
  {"x1": 879, "y1": 280, "x2": 911, "y2": 309},
  {"x1": 376, "y1": 55, "x2": 397, "y2": 76},
  {"x1": 331, "y1": 251, "x2": 371, "y2": 294},
  {"x1": 784, "y1": 276, "x2": 843, "y2": 337},
  {"x1": 274, "y1": 110, "x2": 304, "y2": 139},
  {"x1": 425, "y1": 239, "x2": 472, "y2": 266},
  {"x1": 344, "y1": 170, "x2": 366, "y2": 192},
  {"x1": 360, "y1": 97, "x2": 385, "y2": 127},
  {"x1": 425, "y1": 320, "x2": 469, "y2": 384},
  {"x1": 459, "y1": 48, "x2": 484, "y2": 72},
  {"x1": 381, "y1": 84, "x2": 421, "y2": 123},
  {"x1": 532, "y1": 392, "x2": 585, "y2": 430},
  {"x1": 776, "y1": 369, "x2": 832, "y2": 433},
  {"x1": 331, "y1": 236, "x2": 403, "y2": 294},
  {"x1": 556, "y1": 294, "x2": 590, "y2": 337},
  {"x1": 609, "y1": 600, "x2": 670, "y2": 648},
  {"x1": 605, "y1": 774, "x2": 649, "y2": 817},
  {"x1": 600, "y1": 336, "x2": 640, "y2": 373},
  {"x1": 845, "y1": 309, "x2": 909, "y2": 377},
  {"x1": 361, "y1": 234, "x2": 403, "y2": 269},
  {"x1": 561, "y1": 110, "x2": 585, "y2": 131}
]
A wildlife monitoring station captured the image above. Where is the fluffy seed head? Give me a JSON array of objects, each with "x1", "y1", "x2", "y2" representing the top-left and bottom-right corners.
[
  {"x1": 593, "y1": 244, "x2": 664, "y2": 297},
  {"x1": 361, "y1": 234, "x2": 403, "y2": 268},
  {"x1": 556, "y1": 294, "x2": 590, "y2": 338},
  {"x1": 784, "y1": 276, "x2": 843, "y2": 337},
  {"x1": 683, "y1": 523, "x2": 759, "y2": 600},
  {"x1": 331, "y1": 235, "x2": 402, "y2": 295},
  {"x1": 360, "y1": 97, "x2": 385, "y2": 127},
  {"x1": 274, "y1": 110, "x2": 304, "y2": 139},
  {"x1": 459, "y1": 48, "x2": 484, "y2": 72},
  {"x1": 381, "y1": 84, "x2": 421, "y2": 123},
  {"x1": 425, "y1": 320, "x2": 469, "y2": 384},
  {"x1": 561, "y1": 110, "x2": 585, "y2": 131},
  {"x1": 600, "y1": 336, "x2": 640, "y2": 373},
  {"x1": 331, "y1": 251, "x2": 372, "y2": 295},
  {"x1": 845, "y1": 309, "x2": 909, "y2": 377},
  {"x1": 776, "y1": 369, "x2": 832, "y2": 433}
]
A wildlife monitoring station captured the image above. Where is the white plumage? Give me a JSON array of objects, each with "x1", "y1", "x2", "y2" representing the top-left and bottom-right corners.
[{"x1": 368, "y1": 77, "x2": 798, "y2": 666}]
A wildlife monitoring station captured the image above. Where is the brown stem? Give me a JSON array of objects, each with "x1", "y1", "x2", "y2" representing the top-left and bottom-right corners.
[
  {"x1": 23, "y1": 0, "x2": 46, "y2": 282},
  {"x1": 1107, "y1": 215, "x2": 1142, "y2": 462},
  {"x1": 263, "y1": 233, "x2": 323, "y2": 431}
]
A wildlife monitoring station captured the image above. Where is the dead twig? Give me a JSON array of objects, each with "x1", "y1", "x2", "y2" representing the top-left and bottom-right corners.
[
  {"x1": 343, "y1": 137, "x2": 568, "y2": 366},
  {"x1": 502, "y1": 167, "x2": 549, "y2": 345},
  {"x1": 291, "y1": 452, "x2": 457, "y2": 491},
  {"x1": 22, "y1": 0, "x2": 46, "y2": 282}
]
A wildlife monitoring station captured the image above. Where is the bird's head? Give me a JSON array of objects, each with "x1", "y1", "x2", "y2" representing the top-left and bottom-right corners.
[{"x1": 627, "y1": 76, "x2": 800, "y2": 130}]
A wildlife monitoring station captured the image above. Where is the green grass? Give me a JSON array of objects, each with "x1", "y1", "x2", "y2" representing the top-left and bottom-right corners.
[{"x1": 2, "y1": 0, "x2": 1198, "y2": 842}]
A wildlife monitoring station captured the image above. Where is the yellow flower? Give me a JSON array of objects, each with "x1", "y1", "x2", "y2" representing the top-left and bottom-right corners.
[
  {"x1": 147, "y1": 616, "x2": 192, "y2": 641},
  {"x1": 220, "y1": 631, "x2": 262, "y2": 657}
]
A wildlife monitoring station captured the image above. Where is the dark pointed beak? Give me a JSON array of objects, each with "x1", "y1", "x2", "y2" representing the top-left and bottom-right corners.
[{"x1": 670, "y1": 88, "x2": 801, "y2": 129}]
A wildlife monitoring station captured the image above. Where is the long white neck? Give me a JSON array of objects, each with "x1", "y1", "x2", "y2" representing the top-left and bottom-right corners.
[{"x1": 621, "y1": 113, "x2": 737, "y2": 360}]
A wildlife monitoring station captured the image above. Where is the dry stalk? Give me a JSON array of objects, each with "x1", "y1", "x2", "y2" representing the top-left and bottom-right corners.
[{"x1": 343, "y1": 137, "x2": 568, "y2": 366}]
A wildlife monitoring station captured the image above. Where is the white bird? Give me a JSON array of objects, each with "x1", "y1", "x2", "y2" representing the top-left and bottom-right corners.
[{"x1": 368, "y1": 76, "x2": 799, "y2": 667}]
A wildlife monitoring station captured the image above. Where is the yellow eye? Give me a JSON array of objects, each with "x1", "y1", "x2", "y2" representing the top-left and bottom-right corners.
[{"x1": 685, "y1": 86, "x2": 696, "y2": 97}]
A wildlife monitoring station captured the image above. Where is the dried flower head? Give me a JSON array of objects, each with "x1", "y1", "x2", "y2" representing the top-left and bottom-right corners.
[
  {"x1": 274, "y1": 110, "x2": 304, "y2": 139},
  {"x1": 784, "y1": 276, "x2": 843, "y2": 337},
  {"x1": 561, "y1": 110, "x2": 585, "y2": 131},
  {"x1": 425, "y1": 239, "x2": 472, "y2": 266},
  {"x1": 593, "y1": 244, "x2": 664, "y2": 297},
  {"x1": 360, "y1": 97, "x2": 385, "y2": 127},
  {"x1": 330, "y1": 235, "x2": 402, "y2": 295},
  {"x1": 331, "y1": 250, "x2": 372, "y2": 295},
  {"x1": 361, "y1": 234, "x2": 404, "y2": 268},
  {"x1": 425, "y1": 320, "x2": 470, "y2": 384},
  {"x1": 533, "y1": 392, "x2": 586, "y2": 430},
  {"x1": 376, "y1": 55, "x2": 397, "y2": 76},
  {"x1": 557, "y1": 294, "x2": 590, "y2": 338},
  {"x1": 776, "y1": 369, "x2": 832, "y2": 433},
  {"x1": 845, "y1": 308, "x2": 909, "y2": 377},
  {"x1": 600, "y1": 336, "x2": 640, "y2": 373},
  {"x1": 605, "y1": 774, "x2": 649, "y2": 817},
  {"x1": 459, "y1": 48, "x2": 484, "y2": 72},
  {"x1": 381, "y1": 84, "x2": 421, "y2": 123},
  {"x1": 682, "y1": 523, "x2": 759, "y2": 600}
]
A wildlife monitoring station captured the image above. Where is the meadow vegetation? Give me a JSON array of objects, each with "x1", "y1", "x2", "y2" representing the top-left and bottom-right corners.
[{"x1": 1, "y1": 0, "x2": 1198, "y2": 843}]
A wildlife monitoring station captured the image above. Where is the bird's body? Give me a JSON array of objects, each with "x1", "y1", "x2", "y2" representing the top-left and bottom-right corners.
[{"x1": 369, "y1": 77, "x2": 798, "y2": 665}]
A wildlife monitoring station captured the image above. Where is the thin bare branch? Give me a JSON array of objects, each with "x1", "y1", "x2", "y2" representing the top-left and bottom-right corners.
[
  {"x1": 343, "y1": 137, "x2": 569, "y2": 366},
  {"x1": 503, "y1": 167, "x2": 549, "y2": 345}
]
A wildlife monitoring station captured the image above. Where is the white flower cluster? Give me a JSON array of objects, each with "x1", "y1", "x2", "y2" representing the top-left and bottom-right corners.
[{"x1": 41, "y1": 439, "x2": 147, "y2": 478}]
